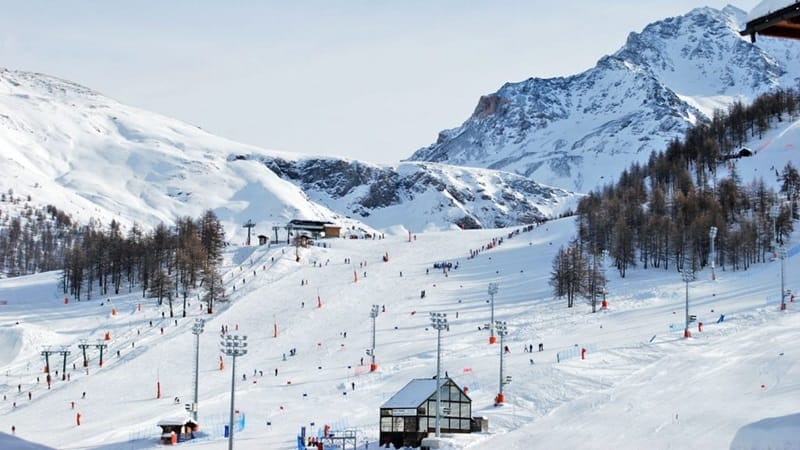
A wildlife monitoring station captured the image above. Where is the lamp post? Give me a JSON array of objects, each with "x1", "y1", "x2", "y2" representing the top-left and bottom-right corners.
[
  {"x1": 682, "y1": 268, "x2": 693, "y2": 339},
  {"x1": 709, "y1": 227, "x2": 717, "y2": 281},
  {"x1": 429, "y1": 312, "x2": 449, "y2": 438},
  {"x1": 488, "y1": 283, "x2": 499, "y2": 344},
  {"x1": 369, "y1": 304, "x2": 380, "y2": 372},
  {"x1": 220, "y1": 334, "x2": 248, "y2": 450},
  {"x1": 191, "y1": 319, "x2": 205, "y2": 422},
  {"x1": 494, "y1": 321, "x2": 509, "y2": 405}
]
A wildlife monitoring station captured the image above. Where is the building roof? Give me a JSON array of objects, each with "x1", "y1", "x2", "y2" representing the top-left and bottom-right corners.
[
  {"x1": 157, "y1": 417, "x2": 197, "y2": 427},
  {"x1": 741, "y1": 1, "x2": 800, "y2": 42},
  {"x1": 381, "y1": 378, "x2": 465, "y2": 409},
  {"x1": 288, "y1": 219, "x2": 333, "y2": 226}
]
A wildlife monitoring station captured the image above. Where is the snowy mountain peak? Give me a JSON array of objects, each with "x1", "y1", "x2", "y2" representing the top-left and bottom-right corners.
[
  {"x1": 407, "y1": 6, "x2": 800, "y2": 193},
  {"x1": 0, "y1": 68, "x2": 577, "y2": 242}
]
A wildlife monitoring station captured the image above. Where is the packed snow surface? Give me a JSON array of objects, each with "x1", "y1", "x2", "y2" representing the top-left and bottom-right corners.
[{"x1": 0, "y1": 217, "x2": 798, "y2": 449}]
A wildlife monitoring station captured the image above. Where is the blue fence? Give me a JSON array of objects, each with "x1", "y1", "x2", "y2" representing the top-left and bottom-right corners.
[{"x1": 556, "y1": 344, "x2": 597, "y2": 363}]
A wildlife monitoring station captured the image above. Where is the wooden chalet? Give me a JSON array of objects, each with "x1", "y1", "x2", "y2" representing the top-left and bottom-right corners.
[
  {"x1": 379, "y1": 377, "x2": 475, "y2": 448},
  {"x1": 741, "y1": 1, "x2": 800, "y2": 42}
]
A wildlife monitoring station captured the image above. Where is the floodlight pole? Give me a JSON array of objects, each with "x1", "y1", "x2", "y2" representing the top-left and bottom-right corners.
[
  {"x1": 220, "y1": 334, "x2": 248, "y2": 450},
  {"x1": 429, "y1": 312, "x2": 449, "y2": 438},
  {"x1": 495, "y1": 321, "x2": 509, "y2": 405},
  {"x1": 370, "y1": 305, "x2": 380, "y2": 372},
  {"x1": 191, "y1": 319, "x2": 205, "y2": 422},
  {"x1": 591, "y1": 253, "x2": 598, "y2": 313},
  {"x1": 769, "y1": 206, "x2": 787, "y2": 311},
  {"x1": 488, "y1": 283, "x2": 498, "y2": 344},
  {"x1": 779, "y1": 247, "x2": 787, "y2": 311},
  {"x1": 770, "y1": 206, "x2": 779, "y2": 249},
  {"x1": 682, "y1": 269, "x2": 693, "y2": 339},
  {"x1": 709, "y1": 226, "x2": 717, "y2": 281},
  {"x1": 601, "y1": 249, "x2": 609, "y2": 309}
]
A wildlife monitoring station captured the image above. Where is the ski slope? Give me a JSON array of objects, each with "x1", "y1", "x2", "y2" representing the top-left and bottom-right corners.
[{"x1": 0, "y1": 218, "x2": 798, "y2": 450}]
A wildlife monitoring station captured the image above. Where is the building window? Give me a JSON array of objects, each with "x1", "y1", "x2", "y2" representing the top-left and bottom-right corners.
[
  {"x1": 380, "y1": 417, "x2": 393, "y2": 432},
  {"x1": 449, "y1": 385, "x2": 460, "y2": 401},
  {"x1": 426, "y1": 400, "x2": 436, "y2": 415}
]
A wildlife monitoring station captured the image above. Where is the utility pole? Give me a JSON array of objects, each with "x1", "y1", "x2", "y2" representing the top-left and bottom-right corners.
[
  {"x1": 191, "y1": 319, "x2": 205, "y2": 422},
  {"x1": 429, "y1": 313, "x2": 449, "y2": 438},
  {"x1": 488, "y1": 283, "x2": 498, "y2": 344},
  {"x1": 220, "y1": 334, "x2": 248, "y2": 450},
  {"x1": 242, "y1": 220, "x2": 255, "y2": 246},
  {"x1": 369, "y1": 305, "x2": 379, "y2": 372}
]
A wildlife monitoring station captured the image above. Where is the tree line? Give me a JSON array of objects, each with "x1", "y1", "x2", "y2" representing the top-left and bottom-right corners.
[
  {"x1": 60, "y1": 210, "x2": 227, "y2": 315},
  {"x1": 0, "y1": 196, "x2": 227, "y2": 314},
  {"x1": 0, "y1": 194, "x2": 75, "y2": 277},
  {"x1": 551, "y1": 87, "x2": 800, "y2": 307}
]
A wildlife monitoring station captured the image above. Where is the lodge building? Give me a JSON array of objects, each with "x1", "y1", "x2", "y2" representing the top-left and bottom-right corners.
[{"x1": 379, "y1": 377, "x2": 478, "y2": 448}]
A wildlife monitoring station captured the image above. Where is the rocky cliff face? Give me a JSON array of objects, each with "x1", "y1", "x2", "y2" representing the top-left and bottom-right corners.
[
  {"x1": 408, "y1": 6, "x2": 800, "y2": 192},
  {"x1": 239, "y1": 154, "x2": 577, "y2": 229}
]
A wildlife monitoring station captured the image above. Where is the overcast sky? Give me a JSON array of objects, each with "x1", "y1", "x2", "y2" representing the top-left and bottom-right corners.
[{"x1": 0, "y1": 1, "x2": 759, "y2": 164}]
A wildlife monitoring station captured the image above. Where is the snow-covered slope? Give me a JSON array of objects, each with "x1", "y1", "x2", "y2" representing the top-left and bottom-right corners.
[
  {"x1": 0, "y1": 69, "x2": 576, "y2": 240},
  {"x1": 2, "y1": 113, "x2": 799, "y2": 449},
  {"x1": 0, "y1": 69, "x2": 352, "y2": 238},
  {"x1": 0, "y1": 216, "x2": 797, "y2": 450},
  {"x1": 408, "y1": 6, "x2": 800, "y2": 192}
]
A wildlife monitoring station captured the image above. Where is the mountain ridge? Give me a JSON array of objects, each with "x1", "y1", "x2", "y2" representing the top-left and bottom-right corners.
[
  {"x1": 0, "y1": 68, "x2": 576, "y2": 243},
  {"x1": 408, "y1": 6, "x2": 800, "y2": 192}
]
